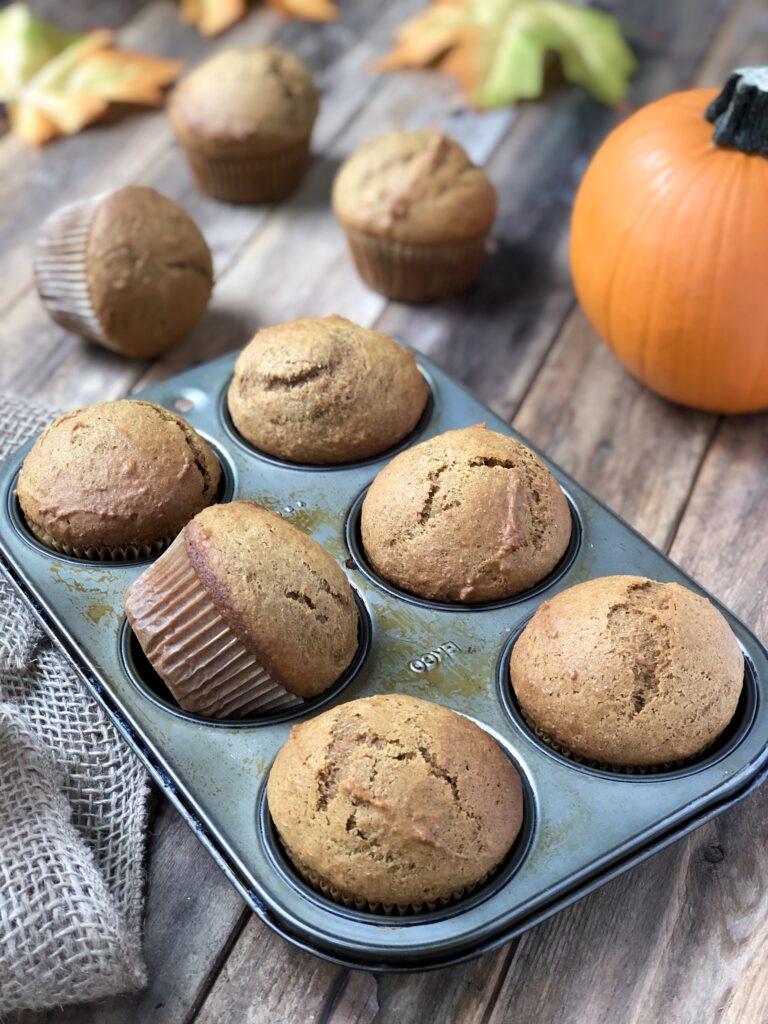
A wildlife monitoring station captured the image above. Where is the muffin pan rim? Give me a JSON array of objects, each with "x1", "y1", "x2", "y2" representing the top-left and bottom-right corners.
[
  {"x1": 256, "y1": 721, "x2": 539, "y2": 925},
  {"x1": 496, "y1": 620, "x2": 760, "y2": 783},
  {"x1": 1, "y1": 348, "x2": 767, "y2": 971},
  {"x1": 119, "y1": 587, "x2": 374, "y2": 729},
  {"x1": 218, "y1": 365, "x2": 437, "y2": 473},
  {"x1": 344, "y1": 485, "x2": 584, "y2": 613}
]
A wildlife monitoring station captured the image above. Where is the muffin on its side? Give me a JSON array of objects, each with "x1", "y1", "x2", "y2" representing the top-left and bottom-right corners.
[
  {"x1": 361, "y1": 424, "x2": 571, "y2": 603},
  {"x1": 332, "y1": 131, "x2": 497, "y2": 302},
  {"x1": 227, "y1": 315, "x2": 429, "y2": 464},
  {"x1": 124, "y1": 501, "x2": 359, "y2": 719},
  {"x1": 169, "y1": 47, "x2": 319, "y2": 203},
  {"x1": 16, "y1": 400, "x2": 221, "y2": 560},
  {"x1": 35, "y1": 186, "x2": 213, "y2": 358},
  {"x1": 267, "y1": 694, "x2": 524, "y2": 912},
  {"x1": 510, "y1": 575, "x2": 744, "y2": 768}
]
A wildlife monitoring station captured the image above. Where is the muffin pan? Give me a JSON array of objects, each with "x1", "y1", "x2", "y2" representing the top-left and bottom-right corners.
[{"x1": 1, "y1": 351, "x2": 767, "y2": 971}]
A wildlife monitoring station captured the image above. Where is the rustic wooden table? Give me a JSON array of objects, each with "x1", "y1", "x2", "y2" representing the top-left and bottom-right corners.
[{"x1": 4, "y1": 0, "x2": 768, "y2": 1021}]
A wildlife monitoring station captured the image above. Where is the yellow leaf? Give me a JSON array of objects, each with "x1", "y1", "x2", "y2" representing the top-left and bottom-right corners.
[
  {"x1": 180, "y1": 0, "x2": 247, "y2": 36},
  {"x1": 377, "y1": 0, "x2": 635, "y2": 109},
  {"x1": 268, "y1": 0, "x2": 340, "y2": 22},
  {"x1": 6, "y1": 24, "x2": 181, "y2": 145}
]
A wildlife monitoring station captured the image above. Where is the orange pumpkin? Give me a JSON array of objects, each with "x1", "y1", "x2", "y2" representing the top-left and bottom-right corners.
[{"x1": 571, "y1": 69, "x2": 768, "y2": 413}]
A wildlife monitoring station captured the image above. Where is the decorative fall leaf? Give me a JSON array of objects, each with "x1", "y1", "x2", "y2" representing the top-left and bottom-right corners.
[
  {"x1": 377, "y1": 0, "x2": 636, "y2": 108},
  {"x1": 179, "y1": 0, "x2": 248, "y2": 36},
  {"x1": 0, "y1": 3, "x2": 182, "y2": 146},
  {"x1": 180, "y1": 0, "x2": 338, "y2": 35}
]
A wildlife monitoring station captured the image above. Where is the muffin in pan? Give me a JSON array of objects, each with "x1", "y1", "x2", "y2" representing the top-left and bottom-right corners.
[
  {"x1": 227, "y1": 315, "x2": 430, "y2": 464},
  {"x1": 16, "y1": 400, "x2": 221, "y2": 561},
  {"x1": 124, "y1": 501, "x2": 359, "y2": 719},
  {"x1": 169, "y1": 47, "x2": 319, "y2": 204},
  {"x1": 267, "y1": 694, "x2": 524, "y2": 913},
  {"x1": 35, "y1": 186, "x2": 213, "y2": 358},
  {"x1": 361, "y1": 424, "x2": 572, "y2": 603},
  {"x1": 510, "y1": 575, "x2": 744, "y2": 769},
  {"x1": 332, "y1": 130, "x2": 497, "y2": 302}
]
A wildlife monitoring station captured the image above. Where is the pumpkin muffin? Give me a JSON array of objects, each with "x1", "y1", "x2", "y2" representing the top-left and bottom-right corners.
[
  {"x1": 16, "y1": 400, "x2": 221, "y2": 560},
  {"x1": 124, "y1": 501, "x2": 359, "y2": 718},
  {"x1": 332, "y1": 131, "x2": 497, "y2": 302},
  {"x1": 510, "y1": 575, "x2": 744, "y2": 768},
  {"x1": 360, "y1": 425, "x2": 571, "y2": 603},
  {"x1": 227, "y1": 315, "x2": 430, "y2": 464},
  {"x1": 169, "y1": 47, "x2": 320, "y2": 203},
  {"x1": 267, "y1": 694, "x2": 524, "y2": 912},
  {"x1": 35, "y1": 186, "x2": 213, "y2": 358}
]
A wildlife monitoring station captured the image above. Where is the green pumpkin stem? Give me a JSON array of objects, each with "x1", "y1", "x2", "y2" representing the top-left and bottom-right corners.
[{"x1": 706, "y1": 68, "x2": 768, "y2": 156}]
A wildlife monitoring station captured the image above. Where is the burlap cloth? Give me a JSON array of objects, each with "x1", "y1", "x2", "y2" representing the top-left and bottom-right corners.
[{"x1": 0, "y1": 394, "x2": 148, "y2": 1015}]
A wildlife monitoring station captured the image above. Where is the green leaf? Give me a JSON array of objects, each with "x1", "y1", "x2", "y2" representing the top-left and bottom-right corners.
[
  {"x1": 476, "y1": 2, "x2": 636, "y2": 107},
  {"x1": 0, "y1": 3, "x2": 82, "y2": 101}
]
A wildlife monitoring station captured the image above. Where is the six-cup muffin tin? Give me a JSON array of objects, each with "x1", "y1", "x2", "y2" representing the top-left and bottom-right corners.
[{"x1": 1, "y1": 350, "x2": 767, "y2": 972}]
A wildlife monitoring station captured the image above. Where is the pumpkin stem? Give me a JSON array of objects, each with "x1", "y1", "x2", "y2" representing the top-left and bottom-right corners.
[{"x1": 706, "y1": 68, "x2": 768, "y2": 156}]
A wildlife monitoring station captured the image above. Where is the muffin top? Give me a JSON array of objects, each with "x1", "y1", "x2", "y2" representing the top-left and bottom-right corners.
[
  {"x1": 82, "y1": 187, "x2": 213, "y2": 358},
  {"x1": 361, "y1": 425, "x2": 572, "y2": 603},
  {"x1": 16, "y1": 400, "x2": 221, "y2": 554},
  {"x1": 227, "y1": 315, "x2": 429, "y2": 464},
  {"x1": 510, "y1": 575, "x2": 744, "y2": 767},
  {"x1": 268, "y1": 693, "x2": 523, "y2": 909},
  {"x1": 332, "y1": 131, "x2": 497, "y2": 244},
  {"x1": 181, "y1": 501, "x2": 358, "y2": 698},
  {"x1": 169, "y1": 47, "x2": 319, "y2": 155}
]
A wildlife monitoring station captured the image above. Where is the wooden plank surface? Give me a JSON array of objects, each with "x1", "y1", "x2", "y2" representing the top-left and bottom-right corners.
[{"x1": 3, "y1": 0, "x2": 768, "y2": 1021}]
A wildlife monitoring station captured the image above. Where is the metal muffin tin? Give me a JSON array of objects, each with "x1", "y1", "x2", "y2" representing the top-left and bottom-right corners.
[{"x1": 1, "y1": 350, "x2": 767, "y2": 972}]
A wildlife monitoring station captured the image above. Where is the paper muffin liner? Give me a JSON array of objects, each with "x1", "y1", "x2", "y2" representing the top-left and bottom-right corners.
[
  {"x1": 124, "y1": 533, "x2": 304, "y2": 718},
  {"x1": 34, "y1": 195, "x2": 106, "y2": 343},
  {"x1": 344, "y1": 228, "x2": 489, "y2": 303},
  {"x1": 518, "y1": 707, "x2": 711, "y2": 776},
  {"x1": 181, "y1": 141, "x2": 311, "y2": 204},
  {"x1": 284, "y1": 846, "x2": 494, "y2": 916},
  {"x1": 24, "y1": 517, "x2": 174, "y2": 563}
]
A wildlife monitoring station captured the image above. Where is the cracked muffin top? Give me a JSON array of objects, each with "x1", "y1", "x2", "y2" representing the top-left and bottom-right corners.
[
  {"x1": 332, "y1": 131, "x2": 497, "y2": 245},
  {"x1": 169, "y1": 47, "x2": 319, "y2": 156},
  {"x1": 267, "y1": 693, "x2": 524, "y2": 910},
  {"x1": 81, "y1": 186, "x2": 213, "y2": 358},
  {"x1": 510, "y1": 576, "x2": 744, "y2": 767},
  {"x1": 227, "y1": 315, "x2": 429, "y2": 464},
  {"x1": 16, "y1": 400, "x2": 221, "y2": 558},
  {"x1": 167, "y1": 501, "x2": 359, "y2": 698},
  {"x1": 360, "y1": 424, "x2": 572, "y2": 603}
]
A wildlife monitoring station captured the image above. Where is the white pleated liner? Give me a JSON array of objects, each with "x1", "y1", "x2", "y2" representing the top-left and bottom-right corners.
[
  {"x1": 34, "y1": 196, "x2": 105, "y2": 342},
  {"x1": 125, "y1": 534, "x2": 303, "y2": 719}
]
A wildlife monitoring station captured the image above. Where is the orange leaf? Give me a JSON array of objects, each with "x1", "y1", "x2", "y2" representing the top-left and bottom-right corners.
[
  {"x1": 374, "y1": 0, "x2": 466, "y2": 71},
  {"x1": 179, "y1": 0, "x2": 247, "y2": 36},
  {"x1": 268, "y1": 0, "x2": 340, "y2": 22}
]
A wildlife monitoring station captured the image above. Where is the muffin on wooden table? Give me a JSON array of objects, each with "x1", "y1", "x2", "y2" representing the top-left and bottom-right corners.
[
  {"x1": 169, "y1": 47, "x2": 319, "y2": 204},
  {"x1": 267, "y1": 694, "x2": 524, "y2": 912},
  {"x1": 510, "y1": 575, "x2": 744, "y2": 769},
  {"x1": 227, "y1": 315, "x2": 429, "y2": 464},
  {"x1": 35, "y1": 186, "x2": 213, "y2": 358},
  {"x1": 16, "y1": 400, "x2": 221, "y2": 560},
  {"x1": 361, "y1": 424, "x2": 571, "y2": 603},
  {"x1": 124, "y1": 501, "x2": 359, "y2": 719},
  {"x1": 332, "y1": 130, "x2": 497, "y2": 302}
]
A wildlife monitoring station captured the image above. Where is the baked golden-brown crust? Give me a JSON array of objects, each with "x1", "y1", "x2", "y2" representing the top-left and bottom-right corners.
[
  {"x1": 182, "y1": 501, "x2": 358, "y2": 698},
  {"x1": 510, "y1": 575, "x2": 744, "y2": 767},
  {"x1": 227, "y1": 315, "x2": 429, "y2": 464},
  {"x1": 361, "y1": 425, "x2": 571, "y2": 602},
  {"x1": 267, "y1": 694, "x2": 523, "y2": 909},
  {"x1": 332, "y1": 131, "x2": 497, "y2": 245},
  {"x1": 16, "y1": 400, "x2": 220, "y2": 553},
  {"x1": 169, "y1": 47, "x2": 319, "y2": 157},
  {"x1": 86, "y1": 186, "x2": 213, "y2": 358}
]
